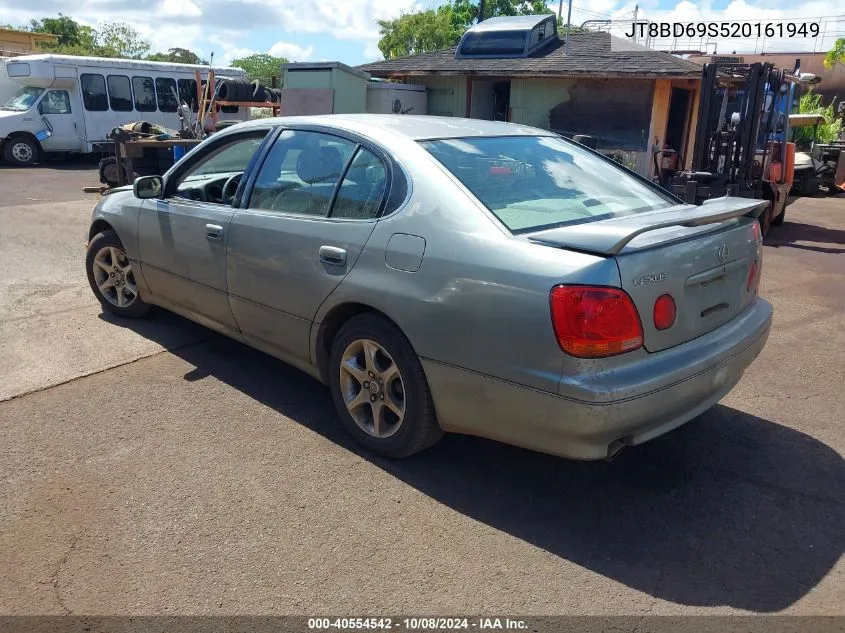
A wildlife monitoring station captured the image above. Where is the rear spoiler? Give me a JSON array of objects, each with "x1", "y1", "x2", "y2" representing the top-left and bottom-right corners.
[{"x1": 524, "y1": 197, "x2": 769, "y2": 256}]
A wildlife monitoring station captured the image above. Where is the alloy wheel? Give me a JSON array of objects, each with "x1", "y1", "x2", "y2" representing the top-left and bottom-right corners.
[
  {"x1": 339, "y1": 338, "x2": 406, "y2": 438},
  {"x1": 91, "y1": 246, "x2": 138, "y2": 308}
]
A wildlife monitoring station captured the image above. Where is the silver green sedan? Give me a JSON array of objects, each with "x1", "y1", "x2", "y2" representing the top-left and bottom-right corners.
[{"x1": 85, "y1": 115, "x2": 772, "y2": 460}]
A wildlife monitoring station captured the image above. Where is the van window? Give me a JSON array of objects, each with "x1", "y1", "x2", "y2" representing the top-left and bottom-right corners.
[
  {"x1": 155, "y1": 77, "x2": 178, "y2": 112},
  {"x1": 80, "y1": 74, "x2": 108, "y2": 111},
  {"x1": 178, "y1": 79, "x2": 198, "y2": 112},
  {"x1": 40, "y1": 90, "x2": 71, "y2": 114},
  {"x1": 220, "y1": 104, "x2": 238, "y2": 114},
  {"x1": 132, "y1": 76, "x2": 156, "y2": 112},
  {"x1": 107, "y1": 75, "x2": 133, "y2": 112}
]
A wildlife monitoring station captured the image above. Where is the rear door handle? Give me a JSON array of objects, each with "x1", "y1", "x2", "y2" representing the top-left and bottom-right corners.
[
  {"x1": 205, "y1": 224, "x2": 224, "y2": 240},
  {"x1": 319, "y1": 245, "x2": 347, "y2": 266}
]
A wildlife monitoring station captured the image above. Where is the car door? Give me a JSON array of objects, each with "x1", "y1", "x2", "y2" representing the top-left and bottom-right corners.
[
  {"x1": 38, "y1": 89, "x2": 79, "y2": 152},
  {"x1": 137, "y1": 129, "x2": 270, "y2": 333},
  {"x1": 227, "y1": 128, "x2": 388, "y2": 366}
]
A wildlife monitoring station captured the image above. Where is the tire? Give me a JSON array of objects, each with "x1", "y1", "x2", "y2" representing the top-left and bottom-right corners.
[
  {"x1": 328, "y1": 313, "x2": 443, "y2": 458},
  {"x1": 251, "y1": 80, "x2": 266, "y2": 103},
  {"x1": 98, "y1": 156, "x2": 125, "y2": 187},
  {"x1": 85, "y1": 230, "x2": 151, "y2": 318},
  {"x1": 758, "y1": 203, "x2": 772, "y2": 237},
  {"x1": 800, "y1": 172, "x2": 819, "y2": 197},
  {"x1": 3, "y1": 135, "x2": 38, "y2": 166},
  {"x1": 235, "y1": 78, "x2": 251, "y2": 102}
]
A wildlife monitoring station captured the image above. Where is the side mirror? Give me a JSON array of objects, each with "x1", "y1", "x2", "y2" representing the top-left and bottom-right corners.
[{"x1": 133, "y1": 175, "x2": 163, "y2": 199}]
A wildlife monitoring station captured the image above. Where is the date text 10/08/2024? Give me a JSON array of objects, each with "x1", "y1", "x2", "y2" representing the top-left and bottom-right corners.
[{"x1": 308, "y1": 618, "x2": 528, "y2": 630}]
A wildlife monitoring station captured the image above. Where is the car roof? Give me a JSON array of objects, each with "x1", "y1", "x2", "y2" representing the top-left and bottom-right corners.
[{"x1": 233, "y1": 114, "x2": 553, "y2": 141}]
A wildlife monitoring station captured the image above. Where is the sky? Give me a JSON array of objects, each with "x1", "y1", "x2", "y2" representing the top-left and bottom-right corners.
[{"x1": 0, "y1": 0, "x2": 842, "y2": 67}]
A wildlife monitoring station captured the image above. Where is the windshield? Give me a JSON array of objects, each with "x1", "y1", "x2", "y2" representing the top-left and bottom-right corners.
[
  {"x1": 420, "y1": 135, "x2": 675, "y2": 233},
  {"x1": 2, "y1": 87, "x2": 43, "y2": 112}
]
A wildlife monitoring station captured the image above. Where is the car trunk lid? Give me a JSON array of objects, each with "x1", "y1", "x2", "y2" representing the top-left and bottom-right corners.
[{"x1": 524, "y1": 196, "x2": 766, "y2": 352}]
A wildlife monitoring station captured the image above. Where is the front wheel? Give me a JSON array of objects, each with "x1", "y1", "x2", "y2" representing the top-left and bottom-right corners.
[
  {"x1": 85, "y1": 230, "x2": 151, "y2": 318},
  {"x1": 3, "y1": 136, "x2": 38, "y2": 166},
  {"x1": 328, "y1": 314, "x2": 443, "y2": 458}
]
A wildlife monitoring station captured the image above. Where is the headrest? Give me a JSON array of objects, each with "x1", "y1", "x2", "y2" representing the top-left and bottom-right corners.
[{"x1": 297, "y1": 145, "x2": 343, "y2": 184}]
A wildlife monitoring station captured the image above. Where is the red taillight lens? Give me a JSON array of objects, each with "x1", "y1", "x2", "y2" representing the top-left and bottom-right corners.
[
  {"x1": 747, "y1": 260, "x2": 758, "y2": 293},
  {"x1": 653, "y1": 294, "x2": 676, "y2": 330},
  {"x1": 550, "y1": 285, "x2": 644, "y2": 358},
  {"x1": 751, "y1": 221, "x2": 762, "y2": 244}
]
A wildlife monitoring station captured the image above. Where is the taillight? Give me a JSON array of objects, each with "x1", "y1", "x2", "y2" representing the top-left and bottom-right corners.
[
  {"x1": 550, "y1": 285, "x2": 643, "y2": 358},
  {"x1": 653, "y1": 294, "x2": 676, "y2": 330},
  {"x1": 747, "y1": 260, "x2": 758, "y2": 293},
  {"x1": 751, "y1": 221, "x2": 762, "y2": 244}
]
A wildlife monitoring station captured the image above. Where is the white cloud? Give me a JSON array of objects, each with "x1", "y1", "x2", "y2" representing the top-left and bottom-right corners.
[
  {"x1": 158, "y1": 0, "x2": 201, "y2": 17},
  {"x1": 268, "y1": 41, "x2": 314, "y2": 61}
]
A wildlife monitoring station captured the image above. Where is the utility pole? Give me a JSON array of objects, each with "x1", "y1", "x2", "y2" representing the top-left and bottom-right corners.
[
  {"x1": 478, "y1": 0, "x2": 485, "y2": 22},
  {"x1": 564, "y1": 1, "x2": 573, "y2": 54},
  {"x1": 632, "y1": 4, "x2": 638, "y2": 44},
  {"x1": 558, "y1": 0, "x2": 563, "y2": 19}
]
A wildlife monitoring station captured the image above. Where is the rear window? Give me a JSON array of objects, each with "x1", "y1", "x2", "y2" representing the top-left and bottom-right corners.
[{"x1": 420, "y1": 136, "x2": 674, "y2": 233}]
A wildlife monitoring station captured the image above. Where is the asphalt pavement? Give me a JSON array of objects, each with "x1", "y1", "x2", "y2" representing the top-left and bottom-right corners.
[{"x1": 1, "y1": 163, "x2": 843, "y2": 616}]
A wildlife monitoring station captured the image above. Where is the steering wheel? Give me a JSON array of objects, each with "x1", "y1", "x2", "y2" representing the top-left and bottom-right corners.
[{"x1": 222, "y1": 174, "x2": 242, "y2": 205}]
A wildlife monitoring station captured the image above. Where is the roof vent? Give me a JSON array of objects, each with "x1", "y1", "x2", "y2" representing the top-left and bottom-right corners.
[{"x1": 455, "y1": 15, "x2": 558, "y2": 59}]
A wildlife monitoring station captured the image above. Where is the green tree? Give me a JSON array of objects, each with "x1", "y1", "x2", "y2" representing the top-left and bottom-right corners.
[
  {"x1": 824, "y1": 38, "x2": 845, "y2": 69},
  {"x1": 230, "y1": 53, "x2": 288, "y2": 85},
  {"x1": 147, "y1": 47, "x2": 208, "y2": 65},
  {"x1": 377, "y1": 0, "x2": 568, "y2": 59},
  {"x1": 377, "y1": 5, "x2": 461, "y2": 59},
  {"x1": 95, "y1": 22, "x2": 150, "y2": 59}
]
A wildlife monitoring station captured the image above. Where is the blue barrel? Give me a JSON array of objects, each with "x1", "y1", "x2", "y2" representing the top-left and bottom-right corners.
[{"x1": 172, "y1": 145, "x2": 186, "y2": 162}]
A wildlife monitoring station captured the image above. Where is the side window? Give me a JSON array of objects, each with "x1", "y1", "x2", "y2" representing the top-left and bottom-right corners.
[
  {"x1": 132, "y1": 76, "x2": 156, "y2": 112},
  {"x1": 178, "y1": 79, "x2": 198, "y2": 111},
  {"x1": 80, "y1": 73, "x2": 108, "y2": 111},
  {"x1": 107, "y1": 75, "x2": 133, "y2": 112},
  {"x1": 40, "y1": 90, "x2": 71, "y2": 114},
  {"x1": 170, "y1": 132, "x2": 269, "y2": 202},
  {"x1": 330, "y1": 148, "x2": 387, "y2": 219},
  {"x1": 249, "y1": 130, "x2": 356, "y2": 216},
  {"x1": 156, "y1": 78, "x2": 178, "y2": 112},
  {"x1": 220, "y1": 104, "x2": 239, "y2": 114}
]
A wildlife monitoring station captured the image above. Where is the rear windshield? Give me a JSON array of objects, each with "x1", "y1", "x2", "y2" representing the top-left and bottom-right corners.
[{"x1": 420, "y1": 136, "x2": 674, "y2": 233}]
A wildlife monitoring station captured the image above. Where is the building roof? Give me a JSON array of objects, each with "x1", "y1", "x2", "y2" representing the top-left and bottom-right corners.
[{"x1": 359, "y1": 31, "x2": 703, "y2": 79}]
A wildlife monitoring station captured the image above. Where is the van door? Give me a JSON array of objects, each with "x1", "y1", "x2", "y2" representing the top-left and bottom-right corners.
[{"x1": 38, "y1": 89, "x2": 80, "y2": 152}]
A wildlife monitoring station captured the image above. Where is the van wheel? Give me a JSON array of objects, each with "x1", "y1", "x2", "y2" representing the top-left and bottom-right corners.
[{"x1": 3, "y1": 136, "x2": 38, "y2": 166}]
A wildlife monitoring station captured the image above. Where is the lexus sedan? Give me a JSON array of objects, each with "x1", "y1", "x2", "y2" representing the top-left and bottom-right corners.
[{"x1": 85, "y1": 115, "x2": 772, "y2": 460}]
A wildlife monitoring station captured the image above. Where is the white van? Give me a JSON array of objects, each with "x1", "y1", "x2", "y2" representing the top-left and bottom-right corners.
[{"x1": 0, "y1": 54, "x2": 249, "y2": 166}]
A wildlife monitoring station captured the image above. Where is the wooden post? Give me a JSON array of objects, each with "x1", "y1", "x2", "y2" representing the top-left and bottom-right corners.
[{"x1": 646, "y1": 78, "x2": 672, "y2": 179}]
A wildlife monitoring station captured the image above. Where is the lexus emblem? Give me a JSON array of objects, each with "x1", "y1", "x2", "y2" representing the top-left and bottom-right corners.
[{"x1": 717, "y1": 243, "x2": 730, "y2": 262}]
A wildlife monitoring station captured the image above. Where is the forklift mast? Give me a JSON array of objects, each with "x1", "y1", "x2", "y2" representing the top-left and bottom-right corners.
[{"x1": 673, "y1": 61, "x2": 792, "y2": 205}]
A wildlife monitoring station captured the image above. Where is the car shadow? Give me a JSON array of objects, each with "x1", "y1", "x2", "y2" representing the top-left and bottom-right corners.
[
  {"x1": 109, "y1": 311, "x2": 845, "y2": 613},
  {"x1": 766, "y1": 220, "x2": 845, "y2": 254}
]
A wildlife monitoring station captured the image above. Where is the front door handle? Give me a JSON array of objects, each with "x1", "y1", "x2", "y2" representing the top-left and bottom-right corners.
[
  {"x1": 319, "y1": 245, "x2": 347, "y2": 266},
  {"x1": 206, "y1": 224, "x2": 224, "y2": 240}
]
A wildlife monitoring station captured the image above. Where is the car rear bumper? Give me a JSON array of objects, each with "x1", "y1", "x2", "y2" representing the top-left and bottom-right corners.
[{"x1": 423, "y1": 298, "x2": 772, "y2": 460}]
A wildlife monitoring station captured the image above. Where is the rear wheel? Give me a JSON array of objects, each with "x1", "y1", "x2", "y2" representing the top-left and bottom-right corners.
[
  {"x1": 3, "y1": 135, "x2": 38, "y2": 166},
  {"x1": 85, "y1": 230, "x2": 151, "y2": 318},
  {"x1": 328, "y1": 314, "x2": 442, "y2": 458}
]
